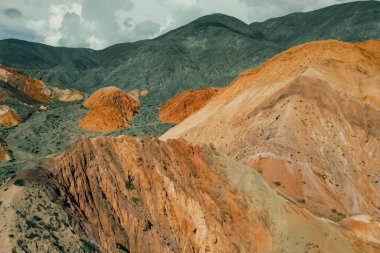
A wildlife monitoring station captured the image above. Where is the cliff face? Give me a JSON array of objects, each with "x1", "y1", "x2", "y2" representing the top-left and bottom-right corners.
[
  {"x1": 161, "y1": 40, "x2": 380, "y2": 218},
  {"x1": 51, "y1": 135, "x2": 368, "y2": 253},
  {"x1": 159, "y1": 86, "x2": 219, "y2": 123},
  {"x1": 78, "y1": 87, "x2": 140, "y2": 132}
]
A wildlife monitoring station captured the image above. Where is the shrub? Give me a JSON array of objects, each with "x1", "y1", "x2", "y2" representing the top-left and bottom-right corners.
[
  {"x1": 81, "y1": 239, "x2": 99, "y2": 252},
  {"x1": 14, "y1": 179, "x2": 25, "y2": 186},
  {"x1": 131, "y1": 197, "x2": 140, "y2": 205},
  {"x1": 125, "y1": 171, "x2": 135, "y2": 190}
]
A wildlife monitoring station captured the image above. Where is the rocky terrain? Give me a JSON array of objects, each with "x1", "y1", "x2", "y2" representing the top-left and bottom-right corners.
[
  {"x1": 78, "y1": 87, "x2": 140, "y2": 132},
  {"x1": 162, "y1": 40, "x2": 380, "y2": 218},
  {"x1": 0, "y1": 168, "x2": 98, "y2": 252},
  {"x1": 49, "y1": 135, "x2": 380, "y2": 253},
  {"x1": 0, "y1": 2, "x2": 379, "y2": 252},
  {"x1": 159, "y1": 86, "x2": 219, "y2": 123},
  {"x1": 0, "y1": 66, "x2": 86, "y2": 183},
  {"x1": 0, "y1": 142, "x2": 8, "y2": 161},
  {"x1": 0, "y1": 66, "x2": 83, "y2": 103},
  {"x1": 0, "y1": 105, "x2": 20, "y2": 126}
]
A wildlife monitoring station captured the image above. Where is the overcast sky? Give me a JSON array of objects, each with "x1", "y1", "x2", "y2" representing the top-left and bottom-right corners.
[{"x1": 0, "y1": 0, "x2": 369, "y2": 49}]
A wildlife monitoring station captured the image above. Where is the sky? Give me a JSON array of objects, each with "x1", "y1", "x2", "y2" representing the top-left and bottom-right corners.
[{"x1": 0, "y1": 0, "x2": 369, "y2": 49}]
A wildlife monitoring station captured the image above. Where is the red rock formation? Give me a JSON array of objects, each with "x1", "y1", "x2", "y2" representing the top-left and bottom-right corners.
[
  {"x1": 0, "y1": 142, "x2": 8, "y2": 161},
  {"x1": 52, "y1": 135, "x2": 367, "y2": 253},
  {"x1": 78, "y1": 86, "x2": 140, "y2": 132},
  {"x1": 159, "y1": 86, "x2": 219, "y2": 123},
  {"x1": 0, "y1": 66, "x2": 83, "y2": 103},
  {"x1": 161, "y1": 40, "x2": 380, "y2": 218},
  {"x1": 0, "y1": 105, "x2": 20, "y2": 126}
]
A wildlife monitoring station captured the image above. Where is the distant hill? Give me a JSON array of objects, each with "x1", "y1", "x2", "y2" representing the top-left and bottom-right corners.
[
  {"x1": 251, "y1": 1, "x2": 380, "y2": 46},
  {"x1": 0, "y1": 39, "x2": 93, "y2": 70}
]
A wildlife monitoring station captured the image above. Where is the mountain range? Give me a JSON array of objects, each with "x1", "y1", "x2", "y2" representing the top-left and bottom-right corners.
[{"x1": 0, "y1": 2, "x2": 380, "y2": 252}]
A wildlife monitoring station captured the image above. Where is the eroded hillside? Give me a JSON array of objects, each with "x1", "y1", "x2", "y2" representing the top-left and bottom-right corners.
[
  {"x1": 161, "y1": 40, "x2": 380, "y2": 218},
  {"x1": 50, "y1": 135, "x2": 378, "y2": 253}
]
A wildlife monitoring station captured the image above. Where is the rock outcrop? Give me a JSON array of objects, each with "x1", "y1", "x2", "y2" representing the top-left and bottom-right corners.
[
  {"x1": 128, "y1": 88, "x2": 149, "y2": 100},
  {"x1": 0, "y1": 105, "x2": 20, "y2": 126},
  {"x1": 0, "y1": 142, "x2": 8, "y2": 161},
  {"x1": 78, "y1": 86, "x2": 140, "y2": 132},
  {"x1": 159, "y1": 86, "x2": 219, "y2": 123},
  {"x1": 0, "y1": 66, "x2": 83, "y2": 103},
  {"x1": 161, "y1": 40, "x2": 380, "y2": 218},
  {"x1": 51, "y1": 135, "x2": 373, "y2": 253}
]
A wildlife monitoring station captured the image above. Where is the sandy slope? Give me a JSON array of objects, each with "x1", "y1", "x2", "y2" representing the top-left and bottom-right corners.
[
  {"x1": 161, "y1": 40, "x2": 380, "y2": 218},
  {"x1": 159, "y1": 86, "x2": 219, "y2": 123}
]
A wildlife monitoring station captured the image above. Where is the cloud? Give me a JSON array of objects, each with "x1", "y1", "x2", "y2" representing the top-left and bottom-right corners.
[
  {"x1": 239, "y1": 0, "x2": 359, "y2": 21},
  {"x1": 4, "y1": 8, "x2": 23, "y2": 19},
  {"x1": 123, "y1": 17, "x2": 134, "y2": 28},
  {"x1": 0, "y1": 0, "x2": 369, "y2": 49},
  {"x1": 133, "y1": 20, "x2": 161, "y2": 39}
]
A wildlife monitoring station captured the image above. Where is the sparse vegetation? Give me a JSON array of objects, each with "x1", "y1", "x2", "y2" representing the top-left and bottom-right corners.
[
  {"x1": 330, "y1": 209, "x2": 346, "y2": 221},
  {"x1": 273, "y1": 181, "x2": 282, "y2": 186},
  {"x1": 297, "y1": 199, "x2": 306, "y2": 204},
  {"x1": 125, "y1": 171, "x2": 135, "y2": 190},
  {"x1": 81, "y1": 239, "x2": 99, "y2": 252},
  {"x1": 26, "y1": 232, "x2": 40, "y2": 240},
  {"x1": 132, "y1": 197, "x2": 140, "y2": 205},
  {"x1": 14, "y1": 179, "x2": 25, "y2": 186}
]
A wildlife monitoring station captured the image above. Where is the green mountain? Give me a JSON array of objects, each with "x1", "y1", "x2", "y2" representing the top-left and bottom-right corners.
[
  {"x1": 251, "y1": 0, "x2": 380, "y2": 46},
  {"x1": 0, "y1": 39, "x2": 93, "y2": 70}
]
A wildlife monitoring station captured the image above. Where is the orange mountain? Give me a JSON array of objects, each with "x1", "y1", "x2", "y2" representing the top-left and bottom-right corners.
[
  {"x1": 0, "y1": 66, "x2": 83, "y2": 103},
  {"x1": 0, "y1": 105, "x2": 20, "y2": 126},
  {"x1": 162, "y1": 40, "x2": 380, "y2": 218},
  {"x1": 78, "y1": 86, "x2": 140, "y2": 132},
  {"x1": 0, "y1": 142, "x2": 7, "y2": 161},
  {"x1": 159, "y1": 86, "x2": 219, "y2": 123}
]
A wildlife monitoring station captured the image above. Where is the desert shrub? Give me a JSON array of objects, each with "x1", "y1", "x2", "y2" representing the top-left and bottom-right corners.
[
  {"x1": 14, "y1": 179, "x2": 25, "y2": 186},
  {"x1": 125, "y1": 171, "x2": 135, "y2": 190},
  {"x1": 131, "y1": 197, "x2": 140, "y2": 205},
  {"x1": 81, "y1": 239, "x2": 99, "y2": 252}
]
